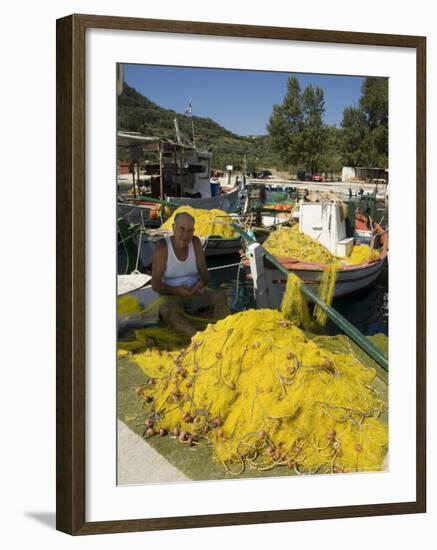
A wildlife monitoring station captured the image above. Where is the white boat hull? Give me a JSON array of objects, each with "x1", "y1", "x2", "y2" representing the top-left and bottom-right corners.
[
  {"x1": 167, "y1": 183, "x2": 241, "y2": 211},
  {"x1": 263, "y1": 257, "x2": 386, "y2": 309}
]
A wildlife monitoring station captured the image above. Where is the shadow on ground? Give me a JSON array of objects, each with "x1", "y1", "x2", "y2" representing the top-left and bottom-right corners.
[{"x1": 25, "y1": 512, "x2": 56, "y2": 529}]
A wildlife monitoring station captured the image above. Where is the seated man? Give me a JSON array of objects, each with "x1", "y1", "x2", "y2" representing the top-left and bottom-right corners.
[{"x1": 151, "y1": 212, "x2": 230, "y2": 338}]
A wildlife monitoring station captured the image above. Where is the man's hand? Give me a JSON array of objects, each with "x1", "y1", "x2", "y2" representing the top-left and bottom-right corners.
[
  {"x1": 191, "y1": 281, "x2": 205, "y2": 295},
  {"x1": 175, "y1": 285, "x2": 194, "y2": 298}
]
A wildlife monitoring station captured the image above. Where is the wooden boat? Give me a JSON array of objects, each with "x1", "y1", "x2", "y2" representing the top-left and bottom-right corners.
[
  {"x1": 258, "y1": 252, "x2": 387, "y2": 309},
  {"x1": 117, "y1": 130, "x2": 243, "y2": 227},
  {"x1": 118, "y1": 185, "x2": 242, "y2": 227},
  {"x1": 246, "y1": 200, "x2": 388, "y2": 308},
  {"x1": 136, "y1": 229, "x2": 242, "y2": 269}
]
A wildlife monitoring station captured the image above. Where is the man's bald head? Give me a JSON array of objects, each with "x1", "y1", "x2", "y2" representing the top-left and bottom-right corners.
[
  {"x1": 173, "y1": 212, "x2": 195, "y2": 226},
  {"x1": 172, "y1": 212, "x2": 195, "y2": 246}
]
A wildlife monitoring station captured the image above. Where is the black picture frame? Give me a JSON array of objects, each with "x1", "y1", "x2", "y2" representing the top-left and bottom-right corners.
[{"x1": 56, "y1": 13, "x2": 426, "y2": 535}]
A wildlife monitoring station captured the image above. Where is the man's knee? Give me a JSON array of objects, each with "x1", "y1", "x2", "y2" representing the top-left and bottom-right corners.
[
  {"x1": 159, "y1": 301, "x2": 180, "y2": 318},
  {"x1": 207, "y1": 288, "x2": 227, "y2": 305}
]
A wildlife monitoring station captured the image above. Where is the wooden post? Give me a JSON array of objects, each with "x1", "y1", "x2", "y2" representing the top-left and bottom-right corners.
[{"x1": 247, "y1": 242, "x2": 271, "y2": 308}]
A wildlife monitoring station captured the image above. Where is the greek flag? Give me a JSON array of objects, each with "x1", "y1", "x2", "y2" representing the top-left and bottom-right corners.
[{"x1": 184, "y1": 99, "x2": 192, "y2": 115}]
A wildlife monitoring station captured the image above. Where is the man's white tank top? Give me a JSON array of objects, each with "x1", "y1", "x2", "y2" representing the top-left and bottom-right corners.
[{"x1": 162, "y1": 235, "x2": 200, "y2": 288}]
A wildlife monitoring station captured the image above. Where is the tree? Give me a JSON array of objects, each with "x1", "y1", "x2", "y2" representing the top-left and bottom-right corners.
[
  {"x1": 267, "y1": 76, "x2": 327, "y2": 174},
  {"x1": 341, "y1": 106, "x2": 369, "y2": 166},
  {"x1": 360, "y1": 77, "x2": 388, "y2": 130},
  {"x1": 340, "y1": 77, "x2": 388, "y2": 168},
  {"x1": 267, "y1": 77, "x2": 304, "y2": 167},
  {"x1": 320, "y1": 126, "x2": 343, "y2": 177},
  {"x1": 300, "y1": 85, "x2": 327, "y2": 174}
]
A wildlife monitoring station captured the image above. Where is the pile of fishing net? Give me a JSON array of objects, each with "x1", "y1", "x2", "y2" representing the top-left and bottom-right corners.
[
  {"x1": 130, "y1": 306, "x2": 388, "y2": 476},
  {"x1": 347, "y1": 244, "x2": 380, "y2": 265},
  {"x1": 264, "y1": 225, "x2": 333, "y2": 263},
  {"x1": 263, "y1": 225, "x2": 379, "y2": 265},
  {"x1": 160, "y1": 205, "x2": 237, "y2": 238}
]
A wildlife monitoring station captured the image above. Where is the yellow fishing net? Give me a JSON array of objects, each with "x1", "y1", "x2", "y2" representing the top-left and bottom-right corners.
[
  {"x1": 313, "y1": 263, "x2": 337, "y2": 327},
  {"x1": 160, "y1": 205, "x2": 237, "y2": 238},
  {"x1": 264, "y1": 225, "x2": 333, "y2": 263},
  {"x1": 118, "y1": 226, "x2": 386, "y2": 477},
  {"x1": 280, "y1": 267, "x2": 337, "y2": 332},
  {"x1": 117, "y1": 294, "x2": 142, "y2": 316},
  {"x1": 347, "y1": 244, "x2": 379, "y2": 265},
  {"x1": 280, "y1": 273, "x2": 314, "y2": 330},
  {"x1": 264, "y1": 225, "x2": 379, "y2": 265},
  {"x1": 130, "y1": 307, "x2": 387, "y2": 476}
]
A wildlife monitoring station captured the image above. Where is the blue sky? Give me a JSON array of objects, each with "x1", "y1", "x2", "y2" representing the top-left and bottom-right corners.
[{"x1": 124, "y1": 64, "x2": 366, "y2": 136}]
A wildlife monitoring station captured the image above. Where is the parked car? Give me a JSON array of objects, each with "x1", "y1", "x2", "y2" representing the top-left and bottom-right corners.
[
  {"x1": 311, "y1": 173, "x2": 324, "y2": 182},
  {"x1": 297, "y1": 171, "x2": 313, "y2": 181},
  {"x1": 257, "y1": 170, "x2": 274, "y2": 179}
]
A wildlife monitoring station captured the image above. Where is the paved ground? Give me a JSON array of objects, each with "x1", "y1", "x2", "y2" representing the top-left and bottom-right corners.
[
  {"x1": 117, "y1": 420, "x2": 190, "y2": 486},
  {"x1": 117, "y1": 174, "x2": 387, "y2": 197}
]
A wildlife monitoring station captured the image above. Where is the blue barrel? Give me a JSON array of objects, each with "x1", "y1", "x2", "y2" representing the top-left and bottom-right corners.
[{"x1": 210, "y1": 182, "x2": 221, "y2": 196}]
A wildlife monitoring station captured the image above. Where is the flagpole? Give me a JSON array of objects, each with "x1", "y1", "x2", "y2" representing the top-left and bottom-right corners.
[
  {"x1": 185, "y1": 98, "x2": 195, "y2": 148},
  {"x1": 191, "y1": 116, "x2": 196, "y2": 148}
]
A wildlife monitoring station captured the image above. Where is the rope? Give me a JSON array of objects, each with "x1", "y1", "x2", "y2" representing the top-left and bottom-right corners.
[
  {"x1": 207, "y1": 262, "x2": 241, "y2": 272},
  {"x1": 117, "y1": 226, "x2": 141, "y2": 246},
  {"x1": 120, "y1": 234, "x2": 129, "y2": 274}
]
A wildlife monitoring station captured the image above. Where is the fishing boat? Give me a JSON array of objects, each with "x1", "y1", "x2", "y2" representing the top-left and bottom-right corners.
[
  {"x1": 117, "y1": 129, "x2": 243, "y2": 227},
  {"x1": 256, "y1": 253, "x2": 387, "y2": 307},
  {"x1": 135, "y1": 228, "x2": 242, "y2": 270},
  {"x1": 246, "y1": 200, "x2": 388, "y2": 308},
  {"x1": 353, "y1": 206, "x2": 387, "y2": 246}
]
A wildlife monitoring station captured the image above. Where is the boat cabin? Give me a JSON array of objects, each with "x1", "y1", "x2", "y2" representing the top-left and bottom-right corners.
[
  {"x1": 117, "y1": 131, "x2": 213, "y2": 199},
  {"x1": 297, "y1": 201, "x2": 354, "y2": 258}
]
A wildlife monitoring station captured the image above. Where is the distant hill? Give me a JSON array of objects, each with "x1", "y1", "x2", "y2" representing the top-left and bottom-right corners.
[{"x1": 117, "y1": 83, "x2": 279, "y2": 171}]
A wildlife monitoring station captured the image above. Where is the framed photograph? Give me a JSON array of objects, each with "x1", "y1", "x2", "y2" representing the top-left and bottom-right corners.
[{"x1": 56, "y1": 14, "x2": 426, "y2": 535}]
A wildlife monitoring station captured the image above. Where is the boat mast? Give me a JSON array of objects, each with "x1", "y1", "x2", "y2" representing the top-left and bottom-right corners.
[
  {"x1": 159, "y1": 142, "x2": 163, "y2": 200},
  {"x1": 191, "y1": 116, "x2": 196, "y2": 149},
  {"x1": 184, "y1": 98, "x2": 195, "y2": 148}
]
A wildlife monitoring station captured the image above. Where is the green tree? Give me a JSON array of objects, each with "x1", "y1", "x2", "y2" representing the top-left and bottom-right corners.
[
  {"x1": 267, "y1": 76, "x2": 327, "y2": 174},
  {"x1": 320, "y1": 125, "x2": 343, "y2": 178},
  {"x1": 341, "y1": 106, "x2": 369, "y2": 166},
  {"x1": 360, "y1": 77, "x2": 388, "y2": 130},
  {"x1": 267, "y1": 77, "x2": 304, "y2": 167},
  {"x1": 300, "y1": 85, "x2": 327, "y2": 174},
  {"x1": 340, "y1": 77, "x2": 388, "y2": 168}
]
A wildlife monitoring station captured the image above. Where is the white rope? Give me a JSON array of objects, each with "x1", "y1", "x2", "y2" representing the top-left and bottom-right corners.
[{"x1": 207, "y1": 261, "x2": 241, "y2": 272}]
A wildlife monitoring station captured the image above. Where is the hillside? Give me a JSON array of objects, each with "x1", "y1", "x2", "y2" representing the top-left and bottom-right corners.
[{"x1": 117, "y1": 83, "x2": 279, "y2": 171}]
